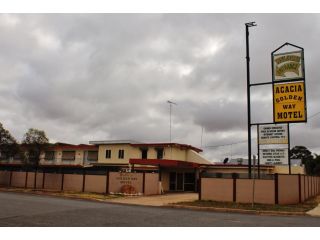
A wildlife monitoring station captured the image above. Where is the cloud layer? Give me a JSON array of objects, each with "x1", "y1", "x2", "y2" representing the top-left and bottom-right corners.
[{"x1": 1, "y1": 14, "x2": 320, "y2": 162}]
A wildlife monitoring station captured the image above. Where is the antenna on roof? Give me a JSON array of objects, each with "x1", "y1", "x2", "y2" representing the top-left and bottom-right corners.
[{"x1": 167, "y1": 100, "x2": 177, "y2": 159}]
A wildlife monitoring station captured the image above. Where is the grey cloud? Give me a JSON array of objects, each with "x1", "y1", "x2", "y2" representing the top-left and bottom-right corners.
[{"x1": 1, "y1": 14, "x2": 320, "y2": 161}]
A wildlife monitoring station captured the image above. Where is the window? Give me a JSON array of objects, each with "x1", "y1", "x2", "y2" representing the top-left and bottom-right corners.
[
  {"x1": 14, "y1": 152, "x2": 24, "y2": 160},
  {"x1": 87, "y1": 151, "x2": 98, "y2": 161},
  {"x1": 118, "y1": 149, "x2": 124, "y2": 159},
  {"x1": 140, "y1": 148, "x2": 148, "y2": 159},
  {"x1": 105, "y1": 149, "x2": 111, "y2": 159},
  {"x1": 0, "y1": 151, "x2": 7, "y2": 160},
  {"x1": 28, "y1": 150, "x2": 37, "y2": 162},
  {"x1": 45, "y1": 151, "x2": 55, "y2": 161},
  {"x1": 62, "y1": 151, "x2": 75, "y2": 161},
  {"x1": 156, "y1": 148, "x2": 164, "y2": 159}
]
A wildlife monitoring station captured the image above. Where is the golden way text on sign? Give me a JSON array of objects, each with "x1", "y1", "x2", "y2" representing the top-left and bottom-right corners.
[{"x1": 273, "y1": 82, "x2": 306, "y2": 122}]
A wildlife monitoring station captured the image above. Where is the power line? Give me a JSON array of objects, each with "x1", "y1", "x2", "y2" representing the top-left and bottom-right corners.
[
  {"x1": 307, "y1": 111, "x2": 320, "y2": 120},
  {"x1": 204, "y1": 110, "x2": 320, "y2": 149},
  {"x1": 205, "y1": 139, "x2": 249, "y2": 148}
]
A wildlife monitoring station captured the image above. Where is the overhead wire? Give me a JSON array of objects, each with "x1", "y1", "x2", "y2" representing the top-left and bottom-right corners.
[{"x1": 204, "y1": 110, "x2": 320, "y2": 149}]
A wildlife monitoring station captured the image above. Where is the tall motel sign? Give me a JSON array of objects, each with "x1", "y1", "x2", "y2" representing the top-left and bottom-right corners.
[{"x1": 246, "y1": 23, "x2": 307, "y2": 177}]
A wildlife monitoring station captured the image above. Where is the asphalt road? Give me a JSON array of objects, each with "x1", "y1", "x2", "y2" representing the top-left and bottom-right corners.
[{"x1": 0, "y1": 191, "x2": 319, "y2": 227}]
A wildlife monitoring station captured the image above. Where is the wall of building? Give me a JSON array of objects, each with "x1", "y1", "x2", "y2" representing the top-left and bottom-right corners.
[
  {"x1": 205, "y1": 167, "x2": 273, "y2": 174},
  {"x1": 186, "y1": 150, "x2": 210, "y2": 164},
  {"x1": 98, "y1": 144, "x2": 133, "y2": 164},
  {"x1": 274, "y1": 165, "x2": 305, "y2": 174},
  {"x1": 97, "y1": 144, "x2": 193, "y2": 164},
  {"x1": 40, "y1": 150, "x2": 85, "y2": 165},
  {"x1": 161, "y1": 171, "x2": 170, "y2": 192}
]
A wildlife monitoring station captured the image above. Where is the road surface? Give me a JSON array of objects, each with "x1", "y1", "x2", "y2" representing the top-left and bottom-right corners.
[{"x1": 0, "y1": 192, "x2": 319, "y2": 227}]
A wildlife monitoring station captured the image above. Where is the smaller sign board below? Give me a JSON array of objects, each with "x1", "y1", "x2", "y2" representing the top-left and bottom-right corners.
[
  {"x1": 258, "y1": 124, "x2": 288, "y2": 145},
  {"x1": 273, "y1": 51, "x2": 304, "y2": 82},
  {"x1": 259, "y1": 148, "x2": 288, "y2": 165}
]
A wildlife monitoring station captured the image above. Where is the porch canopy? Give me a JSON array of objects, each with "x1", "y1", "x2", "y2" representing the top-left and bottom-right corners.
[{"x1": 129, "y1": 158, "x2": 199, "y2": 168}]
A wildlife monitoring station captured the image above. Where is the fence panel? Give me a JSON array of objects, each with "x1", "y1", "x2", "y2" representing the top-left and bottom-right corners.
[
  {"x1": 301, "y1": 175, "x2": 305, "y2": 202},
  {"x1": 0, "y1": 170, "x2": 10, "y2": 186},
  {"x1": 278, "y1": 175, "x2": 299, "y2": 204},
  {"x1": 26, "y1": 172, "x2": 35, "y2": 188},
  {"x1": 255, "y1": 179, "x2": 275, "y2": 204},
  {"x1": 63, "y1": 174, "x2": 83, "y2": 192},
  {"x1": 144, "y1": 173, "x2": 159, "y2": 195},
  {"x1": 11, "y1": 171, "x2": 26, "y2": 188},
  {"x1": 108, "y1": 172, "x2": 143, "y2": 194},
  {"x1": 44, "y1": 173, "x2": 62, "y2": 190},
  {"x1": 84, "y1": 175, "x2": 107, "y2": 194},
  {"x1": 35, "y1": 172, "x2": 44, "y2": 189},
  {"x1": 201, "y1": 178, "x2": 233, "y2": 202}
]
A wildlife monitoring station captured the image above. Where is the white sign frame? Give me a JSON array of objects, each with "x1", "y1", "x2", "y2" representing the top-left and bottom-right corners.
[
  {"x1": 258, "y1": 124, "x2": 288, "y2": 145},
  {"x1": 259, "y1": 148, "x2": 288, "y2": 165},
  {"x1": 272, "y1": 50, "x2": 304, "y2": 82}
]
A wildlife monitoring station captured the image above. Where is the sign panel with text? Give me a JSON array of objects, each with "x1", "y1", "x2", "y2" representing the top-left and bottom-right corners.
[
  {"x1": 273, "y1": 81, "x2": 306, "y2": 123},
  {"x1": 259, "y1": 148, "x2": 288, "y2": 165},
  {"x1": 273, "y1": 51, "x2": 304, "y2": 82},
  {"x1": 258, "y1": 124, "x2": 288, "y2": 145}
]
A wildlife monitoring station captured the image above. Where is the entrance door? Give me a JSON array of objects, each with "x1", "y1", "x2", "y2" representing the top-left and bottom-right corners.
[
  {"x1": 169, "y1": 171, "x2": 196, "y2": 191},
  {"x1": 176, "y1": 173, "x2": 184, "y2": 191},
  {"x1": 169, "y1": 172, "x2": 176, "y2": 191}
]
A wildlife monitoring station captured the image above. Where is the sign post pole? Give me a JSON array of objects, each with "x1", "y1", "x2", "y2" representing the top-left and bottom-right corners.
[
  {"x1": 245, "y1": 22, "x2": 256, "y2": 178},
  {"x1": 288, "y1": 123, "x2": 291, "y2": 174},
  {"x1": 257, "y1": 125, "x2": 260, "y2": 179}
]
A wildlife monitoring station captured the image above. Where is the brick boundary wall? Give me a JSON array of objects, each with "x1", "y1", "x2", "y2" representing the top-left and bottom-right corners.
[
  {"x1": 0, "y1": 170, "x2": 159, "y2": 196},
  {"x1": 200, "y1": 173, "x2": 320, "y2": 205}
]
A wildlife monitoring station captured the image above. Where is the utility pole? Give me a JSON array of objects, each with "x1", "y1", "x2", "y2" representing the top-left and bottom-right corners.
[{"x1": 245, "y1": 22, "x2": 257, "y2": 178}]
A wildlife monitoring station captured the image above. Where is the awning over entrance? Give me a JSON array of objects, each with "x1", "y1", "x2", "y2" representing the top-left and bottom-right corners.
[{"x1": 129, "y1": 158, "x2": 199, "y2": 168}]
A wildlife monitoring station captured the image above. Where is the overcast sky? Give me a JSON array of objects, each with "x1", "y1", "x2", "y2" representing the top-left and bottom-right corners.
[{"x1": 0, "y1": 13, "x2": 320, "y2": 162}]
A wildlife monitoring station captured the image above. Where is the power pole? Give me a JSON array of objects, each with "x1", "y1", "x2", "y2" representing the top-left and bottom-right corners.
[{"x1": 245, "y1": 22, "x2": 257, "y2": 178}]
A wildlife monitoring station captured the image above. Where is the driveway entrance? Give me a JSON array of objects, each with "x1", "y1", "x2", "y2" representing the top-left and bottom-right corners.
[{"x1": 107, "y1": 193, "x2": 198, "y2": 206}]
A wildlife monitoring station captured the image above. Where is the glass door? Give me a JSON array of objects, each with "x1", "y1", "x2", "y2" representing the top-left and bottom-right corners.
[{"x1": 176, "y1": 173, "x2": 184, "y2": 191}]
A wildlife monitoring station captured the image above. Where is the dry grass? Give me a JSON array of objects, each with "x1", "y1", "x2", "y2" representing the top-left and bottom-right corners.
[
  {"x1": 0, "y1": 187, "x2": 122, "y2": 201},
  {"x1": 174, "y1": 195, "x2": 320, "y2": 213}
]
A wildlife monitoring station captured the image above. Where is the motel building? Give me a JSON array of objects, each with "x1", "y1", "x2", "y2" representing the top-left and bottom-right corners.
[
  {"x1": 0, "y1": 141, "x2": 212, "y2": 192},
  {"x1": 87, "y1": 140, "x2": 212, "y2": 192},
  {"x1": 0, "y1": 140, "x2": 305, "y2": 194}
]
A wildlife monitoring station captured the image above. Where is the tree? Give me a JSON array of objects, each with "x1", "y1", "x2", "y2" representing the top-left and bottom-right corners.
[
  {"x1": 290, "y1": 146, "x2": 313, "y2": 161},
  {"x1": 290, "y1": 146, "x2": 317, "y2": 175},
  {"x1": 0, "y1": 122, "x2": 19, "y2": 160},
  {"x1": 22, "y1": 128, "x2": 49, "y2": 166},
  {"x1": 309, "y1": 154, "x2": 320, "y2": 176}
]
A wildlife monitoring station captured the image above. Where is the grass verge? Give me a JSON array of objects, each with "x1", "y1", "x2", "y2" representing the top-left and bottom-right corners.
[
  {"x1": 174, "y1": 195, "x2": 320, "y2": 213},
  {"x1": 0, "y1": 187, "x2": 122, "y2": 201}
]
